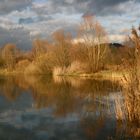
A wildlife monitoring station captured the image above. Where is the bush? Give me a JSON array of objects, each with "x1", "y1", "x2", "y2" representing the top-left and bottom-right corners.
[
  {"x1": 53, "y1": 61, "x2": 87, "y2": 76},
  {"x1": 24, "y1": 62, "x2": 40, "y2": 75},
  {"x1": 15, "y1": 59, "x2": 30, "y2": 72},
  {"x1": 53, "y1": 66, "x2": 67, "y2": 76},
  {"x1": 67, "y1": 61, "x2": 87, "y2": 74}
]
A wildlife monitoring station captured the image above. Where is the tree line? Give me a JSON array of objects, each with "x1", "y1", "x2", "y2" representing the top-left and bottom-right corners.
[{"x1": 0, "y1": 15, "x2": 136, "y2": 75}]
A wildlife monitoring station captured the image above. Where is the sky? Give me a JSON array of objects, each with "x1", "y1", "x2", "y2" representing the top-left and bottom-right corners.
[{"x1": 0, "y1": 0, "x2": 140, "y2": 49}]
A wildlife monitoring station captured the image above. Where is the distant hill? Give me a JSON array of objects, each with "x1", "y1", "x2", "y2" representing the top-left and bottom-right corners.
[
  {"x1": 109, "y1": 43, "x2": 124, "y2": 48},
  {"x1": 108, "y1": 43, "x2": 125, "y2": 55}
]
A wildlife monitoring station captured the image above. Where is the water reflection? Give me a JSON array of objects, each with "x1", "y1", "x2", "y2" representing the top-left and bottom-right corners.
[
  {"x1": 114, "y1": 82, "x2": 140, "y2": 139},
  {"x1": 0, "y1": 76, "x2": 139, "y2": 140}
]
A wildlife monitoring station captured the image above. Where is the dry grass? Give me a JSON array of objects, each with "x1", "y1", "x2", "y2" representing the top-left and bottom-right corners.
[
  {"x1": 53, "y1": 61, "x2": 87, "y2": 76},
  {"x1": 24, "y1": 62, "x2": 40, "y2": 75},
  {"x1": 15, "y1": 59, "x2": 30, "y2": 72},
  {"x1": 53, "y1": 66, "x2": 67, "y2": 76},
  {"x1": 67, "y1": 61, "x2": 87, "y2": 73}
]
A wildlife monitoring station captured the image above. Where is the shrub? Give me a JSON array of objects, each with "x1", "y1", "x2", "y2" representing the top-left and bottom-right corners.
[
  {"x1": 53, "y1": 66, "x2": 67, "y2": 76},
  {"x1": 15, "y1": 59, "x2": 30, "y2": 72},
  {"x1": 67, "y1": 61, "x2": 87, "y2": 74},
  {"x1": 24, "y1": 62, "x2": 40, "y2": 75}
]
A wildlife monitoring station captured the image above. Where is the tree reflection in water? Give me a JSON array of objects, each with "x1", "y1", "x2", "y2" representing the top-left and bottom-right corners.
[{"x1": 0, "y1": 75, "x2": 139, "y2": 139}]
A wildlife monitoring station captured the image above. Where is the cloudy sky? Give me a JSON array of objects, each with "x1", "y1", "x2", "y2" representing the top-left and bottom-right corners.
[{"x1": 0, "y1": 0, "x2": 140, "y2": 49}]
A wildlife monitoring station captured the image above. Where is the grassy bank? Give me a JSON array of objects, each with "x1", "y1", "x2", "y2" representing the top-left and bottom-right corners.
[
  {"x1": 0, "y1": 68, "x2": 128, "y2": 85},
  {"x1": 53, "y1": 70, "x2": 128, "y2": 83},
  {"x1": 80, "y1": 70, "x2": 125, "y2": 80},
  {"x1": 0, "y1": 69, "x2": 23, "y2": 76}
]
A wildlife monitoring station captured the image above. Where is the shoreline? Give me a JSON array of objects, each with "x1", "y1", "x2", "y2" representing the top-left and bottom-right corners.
[{"x1": 0, "y1": 69, "x2": 126, "y2": 82}]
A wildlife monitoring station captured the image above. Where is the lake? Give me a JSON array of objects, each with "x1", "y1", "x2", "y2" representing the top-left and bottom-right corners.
[{"x1": 0, "y1": 75, "x2": 139, "y2": 140}]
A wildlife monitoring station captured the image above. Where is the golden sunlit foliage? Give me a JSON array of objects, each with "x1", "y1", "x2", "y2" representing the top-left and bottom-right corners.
[
  {"x1": 0, "y1": 15, "x2": 138, "y2": 79},
  {"x1": 79, "y1": 15, "x2": 109, "y2": 72}
]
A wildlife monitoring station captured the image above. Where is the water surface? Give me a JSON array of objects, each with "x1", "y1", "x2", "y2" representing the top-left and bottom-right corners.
[{"x1": 0, "y1": 76, "x2": 139, "y2": 140}]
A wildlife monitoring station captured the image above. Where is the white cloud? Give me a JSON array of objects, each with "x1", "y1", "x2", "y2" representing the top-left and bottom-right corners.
[
  {"x1": 0, "y1": 18, "x2": 23, "y2": 30},
  {"x1": 109, "y1": 34, "x2": 127, "y2": 43},
  {"x1": 0, "y1": 0, "x2": 140, "y2": 49},
  {"x1": 30, "y1": 30, "x2": 41, "y2": 37}
]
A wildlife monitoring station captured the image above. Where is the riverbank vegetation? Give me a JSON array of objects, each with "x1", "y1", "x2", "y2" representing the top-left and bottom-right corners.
[
  {"x1": 0, "y1": 15, "x2": 135, "y2": 78},
  {"x1": 0, "y1": 14, "x2": 139, "y2": 139},
  {"x1": 114, "y1": 26, "x2": 140, "y2": 139}
]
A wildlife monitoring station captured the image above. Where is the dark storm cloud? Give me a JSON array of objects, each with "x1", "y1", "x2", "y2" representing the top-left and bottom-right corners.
[
  {"x1": 0, "y1": 27, "x2": 32, "y2": 50},
  {"x1": 0, "y1": 0, "x2": 32, "y2": 14},
  {"x1": 0, "y1": 0, "x2": 140, "y2": 49},
  {"x1": 32, "y1": 0, "x2": 135, "y2": 16},
  {"x1": 19, "y1": 17, "x2": 34, "y2": 24}
]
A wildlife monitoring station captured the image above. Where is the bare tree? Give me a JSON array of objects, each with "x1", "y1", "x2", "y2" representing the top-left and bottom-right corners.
[
  {"x1": 52, "y1": 29, "x2": 72, "y2": 68},
  {"x1": 79, "y1": 15, "x2": 109, "y2": 73},
  {"x1": 32, "y1": 39, "x2": 48, "y2": 60},
  {"x1": 2, "y1": 43, "x2": 18, "y2": 70}
]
